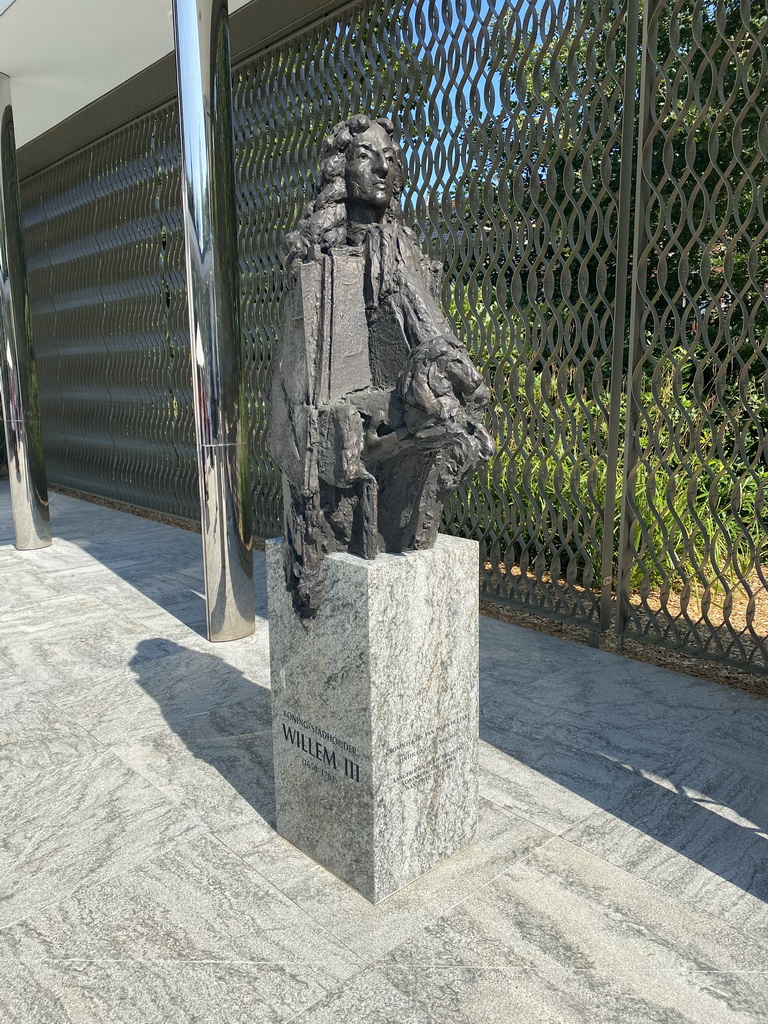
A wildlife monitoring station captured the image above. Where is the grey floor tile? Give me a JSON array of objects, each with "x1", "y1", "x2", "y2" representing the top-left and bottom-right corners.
[
  {"x1": 0, "y1": 591, "x2": 107, "y2": 636},
  {"x1": 560, "y1": 752, "x2": 768, "y2": 935},
  {"x1": 127, "y1": 606, "x2": 209, "y2": 642},
  {"x1": 285, "y1": 967, "x2": 435, "y2": 1023},
  {"x1": 692, "y1": 711, "x2": 768, "y2": 784},
  {"x1": 480, "y1": 689, "x2": 686, "y2": 770},
  {"x1": 379, "y1": 838, "x2": 768, "y2": 1021},
  {"x1": 0, "y1": 691, "x2": 102, "y2": 782},
  {"x1": 478, "y1": 654, "x2": 766, "y2": 779},
  {"x1": 0, "y1": 669, "x2": 27, "y2": 695},
  {"x1": 4, "y1": 484, "x2": 768, "y2": 1024},
  {"x1": 246, "y1": 800, "x2": 552, "y2": 962},
  {"x1": 110, "y1": 727, "x2": 276, "y2": 839},
  {"x1": 0, "y1": 959, "x2": 349, "y2": 1024},
  {"x1": 382, "y1": 837, "x2": 768, "y2": 971},
  {"x1": 381, "y1": 966, "x2": 768, "y2": 1024},
  {"x1": 209, "y1": 819, "x2": 278, "y2": 859},
  {"x1": 479, "y1": 621, "x2": 768, "y2": 771},
  {"x1": 0, "y1": 569, "x2": 64, "y2": 611},
  {"x1": 181, "y1": 623, "x2": 273, "y2": 673},
  {"x1": 13, "y1": 639, "x2": 206, "y2": 702},
  {"x1": 0, "y1": 608, "x2": 155, "y2": 674},
  {"x1": 0, "y1": 751, "x2": 198, "y2": 929},
  {"x1": 43, "y1": 642, "x2": 271, "y2": 745},
  {"x1": 481, "y1": 619, "x2": 760, "y2": 718},
  {"x1": 3, "y1": 747, "x2": 175, "y2": 837},
  {"x1": 7, "y1": 540, "x2": 105, "y2": 575},
  {"x1": 479, "y1": 738, "x2": 638, "y2": 835},
  {"x1": 38, "y1": 567, "x2": 204, "y2": 629},
  {"x1": 479, "y1": 616, "x2": 600, "y2": 688},
  {"x1": 0, "y1": 830, "x2": 359, "y2": 974}
]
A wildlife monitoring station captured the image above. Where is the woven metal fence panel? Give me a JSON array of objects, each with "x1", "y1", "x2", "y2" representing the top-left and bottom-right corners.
[
  {"x1": 17, "y1": 0, "x2": 768, "y2": 671},
  {"x1": 21, "y1": 106, "x2": 196, "y2": 519},
  {"x1": 234, "y1": 0, "x2": 632, "y2": 608},
  {"x1": 620, "y1": 0, "x2": 768, "y2": 670}
]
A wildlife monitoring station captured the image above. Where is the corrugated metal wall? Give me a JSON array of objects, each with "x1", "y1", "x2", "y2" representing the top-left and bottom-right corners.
[{"x1": 19, "y1": 0, "x2": 768, "y2": 672}]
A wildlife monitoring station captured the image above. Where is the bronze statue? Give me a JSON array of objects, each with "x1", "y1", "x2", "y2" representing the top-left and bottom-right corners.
[{"x1": 268, "y1": 115, "x2": 494, "y2": 618}]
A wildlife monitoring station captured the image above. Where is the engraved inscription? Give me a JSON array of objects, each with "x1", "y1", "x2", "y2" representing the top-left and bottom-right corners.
[
  {"x1": 282, "y1": 723, "x2": 338, "y2": 768},
  {"x1": 399, "y1": 751, "x2": 458, "y2": 789},
  {"x1": 281, "y1": 710, "x2": 362, "y2": 783},
  {"x1": 279, "y1": 707, "x2": 471, "y2": 788},
  {"x1": 391, "y1": 711, "x2": 473, "y2": 789},
  {"x1": 282, "y1": 710, "x2": 358, "y2": 755},
  {"x1": 302, "y1": 757, "x2": 338, "y2": 782}
]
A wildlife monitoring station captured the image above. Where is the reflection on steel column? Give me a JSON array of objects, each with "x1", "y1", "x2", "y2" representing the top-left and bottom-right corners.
[
  {"x1": 0, "y1": 74, "x2": 50, "y2": 551},
  {"x1": 171, "y1": 0, "x2": 255, "y2": 641}
]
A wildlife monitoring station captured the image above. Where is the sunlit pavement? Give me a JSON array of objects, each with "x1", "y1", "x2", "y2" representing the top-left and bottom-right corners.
[{"x1": 1, "y1": 482, "x2": 767, "y2": 1024}]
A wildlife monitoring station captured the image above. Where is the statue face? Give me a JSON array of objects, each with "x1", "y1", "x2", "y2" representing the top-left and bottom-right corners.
[{"x1": 345, "y1": 123, "x2": 397, "y2": 217}]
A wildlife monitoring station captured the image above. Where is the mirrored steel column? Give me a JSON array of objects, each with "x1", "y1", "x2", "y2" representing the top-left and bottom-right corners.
[
  {"x1": 0, "y1": 74, "x2": 50, "y2": 551},
  {"x1": 172, "y1": 0, "x2": 255, "y2": 641}
]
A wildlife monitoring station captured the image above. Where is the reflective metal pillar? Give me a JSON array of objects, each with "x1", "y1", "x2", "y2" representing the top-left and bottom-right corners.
[
  {"x1": 0, "y1": 74, "x2": 50, "y2": 551},
  {"x1": 172, "y1": 0, "x2": 255, "y2": 641}
]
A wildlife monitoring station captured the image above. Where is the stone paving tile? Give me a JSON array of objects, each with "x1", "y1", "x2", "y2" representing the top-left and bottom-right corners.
[
  {"x1": 41, "y1": 641, "x2": 271, "y2": 745},
  {"x1": 380, "y1": 967, "x2": 768, "y2": 1024},
  {"x1": 690, "y1": 711, "x2": 768, "y2": 785},
  {"x1": 481, "y1": 617, "x2": 759, "y2": 714},
  {"x1": 561, "y1": 751, "x2": 768, "y2": 936},
  {"x1": 479, "y1": 661, "x2": 758, "y2": 781},
  {"x1": 110, "y1": 727, "x2": 276, "y2": 840},
  {"x1": 194, "y1": 615, "x2": 270, "y2": 650},
  {"x1": 40, "y1": 566, "x2": 207, "y2": 628},
  {"x1": 481, "y1": 691, "x2": 688, "y2": 772},
  {"x1": 5, "y1": 484, "x2": 768, "y2": 1024},
  {"x1": 478, "y1": 738, "x2": 638, "y2": 836},
  {"x1": 0, "y1": 749, "x2": 199, "y2": 930},
  {"x1": 480, "y1": 622, "x2": 768, "y2": 769},
  {"x1": 0, "y1": 830, "x2": 358, "y2": 975},
  {"x1": 380, "y1": 838, "x2": 768, "y2": 1022},
  {"x1": 0, "y1": 690, "x2": 103, "y2": 783},
  {"x1": 0, "y1": 960, "x2": 349, "y2": 1024},
  {"x1": 147, "y1": 615, "x2": 271, "y2": 669},
  {"x1": 0, "y1": 590, "x2": 108, "y2": 636},
  {"x1": 245, "y1": 800, "x2": 553, "y2": 963},
  {"x1": 479, "y1": 615, "x2": 602, "y2": 685},
  {"x1": 381, "y1": 837, "x2": 768, "y2": 970},
  {"x1": 125, "y1": 606, "x2": 209, "y2": 643},
  {"x1": 284, "y1": 968, "x2": 435, "y2": 1023},
  {"x1": 0, "y1": 607, "x2": 157, "y2": 674},
  {"x1": 0, "y1": 567, "x2": 65, "y2": 610},
  {"x1": 3, "y1": 539, "x2": 111, "y2": 575}
]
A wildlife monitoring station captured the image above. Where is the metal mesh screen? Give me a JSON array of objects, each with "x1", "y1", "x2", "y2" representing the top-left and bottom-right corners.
[
  {"x1": 22, "y1": 106, "x2": 196, "y2": 519},
  {"x1": 620, "y1": 0, "x2": 768, "y2": 669},
  {"x1": 234, "y1": 0, "x2": 631, "y2": 608},
  {"x1": 16, "y1": 0, "x2": 768, "y2": 671}
]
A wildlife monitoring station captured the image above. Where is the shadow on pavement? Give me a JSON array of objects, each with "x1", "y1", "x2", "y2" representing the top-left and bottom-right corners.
[
  {"x1": 128, "y1": 637, "x2": 276, "y2": 828},
  {"x1": 478, "y1": 644, "x2": 768, "y2": 907}
]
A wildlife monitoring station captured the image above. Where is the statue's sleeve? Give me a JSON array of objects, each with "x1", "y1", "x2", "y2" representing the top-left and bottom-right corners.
[
  {"x1": 266, "y1": 256, "x2": 330, "y2": 489},
  {"x1": 395, "y1": 231, "x2": 454, "y2": 350}
]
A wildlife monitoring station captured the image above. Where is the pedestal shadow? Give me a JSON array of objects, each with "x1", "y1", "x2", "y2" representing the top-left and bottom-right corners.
[{"x1": 128, "y1": 638, "x2": 276, "y2": 829}]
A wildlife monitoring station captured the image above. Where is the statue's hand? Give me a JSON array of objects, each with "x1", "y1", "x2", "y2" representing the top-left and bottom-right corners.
[
  {"x1": 398, "y1": 335, "x2": 490, "y2": 423},
  {"x1": 363, "y1": 411, "x2": 410, "y2": 462}
]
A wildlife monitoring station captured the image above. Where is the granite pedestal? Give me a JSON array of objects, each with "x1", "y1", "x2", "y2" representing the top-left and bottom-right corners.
[{"x1": 266, "y1": 534, "x2": 479, "y2": 903}]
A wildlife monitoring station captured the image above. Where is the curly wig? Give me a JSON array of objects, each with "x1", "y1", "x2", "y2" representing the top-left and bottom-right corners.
[{"x1": 285, "y1": 115, "x2": 405, "y2": 272}]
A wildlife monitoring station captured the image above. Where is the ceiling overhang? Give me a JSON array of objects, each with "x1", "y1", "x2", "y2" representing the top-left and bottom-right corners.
[{"x1": 0, "y1": 0, "x2": 354, "y2": 179}]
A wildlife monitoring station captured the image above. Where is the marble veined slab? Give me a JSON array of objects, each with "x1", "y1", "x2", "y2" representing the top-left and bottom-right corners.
[{"x1": 267, "y1": 534, "x2": 479, "y2": 903}]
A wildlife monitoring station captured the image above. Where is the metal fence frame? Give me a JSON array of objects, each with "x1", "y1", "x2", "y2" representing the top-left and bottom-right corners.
[{"x1": 18, "y1": 0, "x2": 768, "y2": 673}]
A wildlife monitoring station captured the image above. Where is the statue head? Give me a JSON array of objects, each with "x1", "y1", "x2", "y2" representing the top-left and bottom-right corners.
[
  {"x1": 344, "y1": 120, "x2": 398, "y2": 223},
  {"x1": 285, "y1": 115, "x2": 405, "y2": 270}
]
